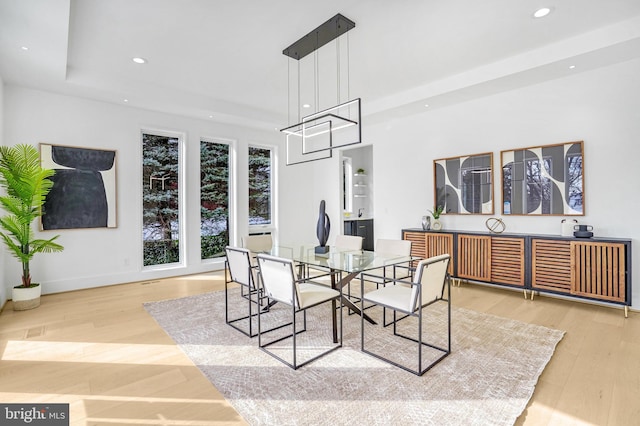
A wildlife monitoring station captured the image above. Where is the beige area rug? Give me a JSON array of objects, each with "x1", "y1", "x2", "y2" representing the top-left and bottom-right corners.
[{"x1": 144, "y1": 288, "x2": 564, "y2": 426}]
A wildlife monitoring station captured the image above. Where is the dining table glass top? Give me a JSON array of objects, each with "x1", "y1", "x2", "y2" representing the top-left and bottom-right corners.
[{"x1": 266, "y1": 244, "x2": 415, "y2": 273}]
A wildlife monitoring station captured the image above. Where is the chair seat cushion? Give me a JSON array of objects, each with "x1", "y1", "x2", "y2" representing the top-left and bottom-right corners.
[
  {"x1": 363, "y1": 284, "x2": 413, "y2": 313},
  {"x1": 298, "y1": 283, "x2": 340, "y2": 309}
]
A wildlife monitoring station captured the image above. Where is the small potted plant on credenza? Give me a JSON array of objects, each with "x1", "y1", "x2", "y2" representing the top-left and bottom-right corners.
[
  {"x1": 0, "y1": 144, "x2": 64, "y2": 310},
  {"x1": 428, "y1": 205, "x2": 445, "y2": 231}
]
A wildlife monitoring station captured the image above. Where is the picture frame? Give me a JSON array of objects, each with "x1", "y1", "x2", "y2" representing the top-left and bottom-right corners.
[
  {"x1": 434, "y1": 152, "x2": 494, "y2": 215},
  {"x1": 40, "y1": 143, "x2": 117, "y2": 229},
  {"x1": 501, "y1": 141, "x2": 584, "y2": 215}
]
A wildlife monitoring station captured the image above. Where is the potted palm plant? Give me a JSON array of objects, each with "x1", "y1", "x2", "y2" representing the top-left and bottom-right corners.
[{"x1": 0, "y1": 144, "x2": 64, "y2": 310}]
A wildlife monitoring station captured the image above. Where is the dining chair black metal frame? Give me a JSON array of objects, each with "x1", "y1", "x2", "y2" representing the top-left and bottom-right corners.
[
  {"x1": 238, "y1": 234, "x2": 273, "y2": 300},
  {"x1": 256, "y1": 253, "x2": 343, "y2": 370},
  {"x1": 357, "y1": 239, "x2": 413, "y2": 325},
  {"x1": 224, "y1": 246, "x2": 280, "y2": 338},
  {"x1": 360, "y1": 254, "x2": 451, "y2": 376}
]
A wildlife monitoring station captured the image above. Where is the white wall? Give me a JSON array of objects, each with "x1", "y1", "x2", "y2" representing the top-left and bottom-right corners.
[
  {"x1": 3, "y1": 86, "x2": 282, "y2": 296},
  {"x1": 277, "y1": 145, "x2": 343, "y2": 247},
  {"x1": 3, "y1": 58, "x2": 639, "y2": 310},
  {"x1": 277, "y1": 160, "x2": 319, "y2": 244},
  {"x1": 0, "y1": 76, "x2": 5, "y2": 307},
  {"x1": 368, "y1": 58, "x2": 640, "y2": 308}
]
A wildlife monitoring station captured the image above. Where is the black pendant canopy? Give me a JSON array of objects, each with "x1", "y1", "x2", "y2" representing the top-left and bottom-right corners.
[{"x1": 283, "y1": 14, "x2": 356, "y2": 60}]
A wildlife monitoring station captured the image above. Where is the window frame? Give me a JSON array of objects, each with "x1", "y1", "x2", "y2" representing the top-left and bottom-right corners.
[
  {"x1": 199, "y1": 136, "x2": 235, "y2": 261},
  {"x1": 141, "y1": 129, "x2": 186, "y2": 269},
  {"x1": 248, "y1": 143, "x2": 276, "y2": 236}
]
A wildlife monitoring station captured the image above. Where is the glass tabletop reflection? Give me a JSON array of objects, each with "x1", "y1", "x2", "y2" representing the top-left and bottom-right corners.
[{"x1": 267, "y1": 244, "x2": 415, "y2": 273}]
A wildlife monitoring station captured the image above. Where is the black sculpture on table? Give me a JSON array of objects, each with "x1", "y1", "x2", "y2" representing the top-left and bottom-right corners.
[{"x1": 315, "y1": 200, "x2": 331, "y2": 254}]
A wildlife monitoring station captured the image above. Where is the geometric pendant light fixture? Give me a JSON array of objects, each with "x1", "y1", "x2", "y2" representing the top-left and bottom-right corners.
[{"x1": 281, "y1": 14, "x2": 361, "y2": 165}]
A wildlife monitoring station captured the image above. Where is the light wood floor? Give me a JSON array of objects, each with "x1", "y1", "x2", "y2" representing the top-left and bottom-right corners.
[{"x1": 1, "y1": 273, "x2": 638, "y2": 425}]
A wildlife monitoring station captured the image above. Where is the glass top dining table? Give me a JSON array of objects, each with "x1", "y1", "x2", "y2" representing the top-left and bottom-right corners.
[
  {"x1": 263, "y1": 243, "x2": 417, "y2": 339},
  {"x1": 267, "y1": 243, "x2": 415, "y2": 275}
]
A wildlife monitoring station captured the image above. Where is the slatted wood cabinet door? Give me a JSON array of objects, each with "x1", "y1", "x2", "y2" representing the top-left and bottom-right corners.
[
  {"x1": 457, "y1": 235, "x2": 491, "y2": 281},
  {"x1": 402, "y1": 231, "x2": 454, "y2": 274},
  {"x1": 403, "y1": 231, "x2": 426, "y2": 269},
  {"x1": 531, "y1": 239, "x2": 572, "y2": 293},
  {"x1": 571, "y1": 241, "x2": 626, "y2": 303},
  {"x1": 491, "y1": 237, "x2": 525, "y2": 286},
  {"x1": 403, "y1": 231, "x2": 426, "y2": 259},
  {"x1": 425, "y1": 232, "x2": 454, "y2": 275}
]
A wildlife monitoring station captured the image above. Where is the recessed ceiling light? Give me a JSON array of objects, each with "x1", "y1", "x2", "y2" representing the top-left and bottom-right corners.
[
  {"x1": 132, "y1": 57, "x2": 147, "y2": 64},
  {"x1": 123, "y1": 99, "x2": 129, "y2": 103},
  {"x1": 424, "y1": 104, "x2": 430, "y2": 108},
  {"x1": 21, "y1": 46, "x2": 29, "y2": 51},
  {"x1": 533, "y1": 7, "x2": 551, "y2": 18},
  {"x1": 302, "y1": 104, "x2": 311, "y2": 108},
  {"x1": 569, "y1": 65, "x2": 576, "y2": 69},
  {"x1": 209, "y1": 115, "x2": 214, "y2": 118}
]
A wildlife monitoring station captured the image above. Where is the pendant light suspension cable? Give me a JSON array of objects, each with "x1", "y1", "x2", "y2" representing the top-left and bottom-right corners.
[
  {"x1": 287, "y1": 57, "x2": 290, "y2": 126},
  {"x1": 347, "y1": 32, "x2": 351, "y2": 102},
  {"x1": 337, "y1": 35, "x2": 341, "y2": 105},
  {"x1": 297, "y1": 58, "x2": 301, "y2": 123},
  {"x1": 314, "y1": 31, "x2": 319, "y2": 114}
]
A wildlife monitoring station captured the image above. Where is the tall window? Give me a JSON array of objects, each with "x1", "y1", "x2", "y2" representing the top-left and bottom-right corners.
[
  {"x1": 142, "y1": 132, "x2": 181, "y2": 266},
  {"x1": 201, "y1": 139, "x2": 230, "y2": 259},
  {"x1": 248, "y1": 146, "x2": 272, "y2": 226}
]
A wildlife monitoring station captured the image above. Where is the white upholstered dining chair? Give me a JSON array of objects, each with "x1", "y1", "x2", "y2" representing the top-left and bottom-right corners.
[
  {"x1": 238, "y1": 234, "x2": 273, "y2": 298},
  {"x1": 334, "y1": 234, "x2": 363, "y2": 250},
  {"x1": 256, "y1": 253, "x2": 343, "y2": 370},
  {"x1": 241, "y1": 234, "x2": 273, "y2": 253},
  {"x1": 361, "y1": 238, "x2": 412, "y2": 284},
  {"x1": 359, "y1": 238, "x2": 413, "y2": 323},
  {"x1": 224, "y1": 246, "x2": 262, "y2": 337},
  {"x1": 360, "y1": 253, "x2": 451, "y2": 376}
]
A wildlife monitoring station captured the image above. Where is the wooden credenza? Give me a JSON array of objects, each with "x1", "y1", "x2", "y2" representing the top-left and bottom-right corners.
[{"x1": 402, "y1": 228, "x2": 632, "y2": 314}]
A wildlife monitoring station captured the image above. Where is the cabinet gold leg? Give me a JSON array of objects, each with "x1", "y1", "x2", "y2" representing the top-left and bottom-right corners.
[
  {"x1": 523, "y1": 289, "x2": 527, "y2": 299},
  {"x1": 625, "y1": 306, "x2": 628, "y2": 318},
  {"x1": 531, "y1": 291, "x2": 535, "y2": 301}
]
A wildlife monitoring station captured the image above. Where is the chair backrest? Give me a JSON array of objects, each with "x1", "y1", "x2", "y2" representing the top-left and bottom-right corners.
[
  {"x1": 410, "y1": 254, "x2": 450, "y2": 312},
  {"x1": 375, "y1": 239, "x2": 412, "y2": 256},
  {"x1": 225, "y1": 246, "x2": 256, "y2": 289},
  {"x1": 369, "y1": 239, "x2": 412, "y2": 279},
  {"x1": 256, "y1": 254, "x2": 300, "y2": 308},
  {"x1": 241, "y1": 234, "x2": 273, "y2": 252},
  {"x1": 334, "y1": 234, "x2": 363, "y2": 250}
]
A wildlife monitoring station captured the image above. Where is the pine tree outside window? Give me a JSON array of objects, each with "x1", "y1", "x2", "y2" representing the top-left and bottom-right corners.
[
  {"x1": 248, "y1": 146, "x2": 272, "y2": 227},
  {"x1": 142, "y1": 132, "x2": 181, "y2": 266},
  {"x1": 201, "y1": 139, "x2": 230, "y2": 259}
]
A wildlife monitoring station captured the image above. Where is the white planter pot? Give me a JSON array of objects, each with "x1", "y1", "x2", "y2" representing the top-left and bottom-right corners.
[{"x1": 12, "y1": 284, "x2": 41, "y2": 311}]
